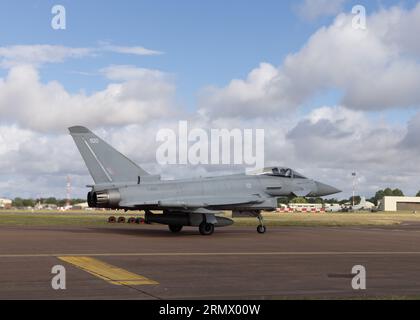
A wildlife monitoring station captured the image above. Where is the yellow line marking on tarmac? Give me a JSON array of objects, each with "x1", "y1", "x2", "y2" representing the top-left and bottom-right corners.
[
  {"x1": 0, "y1": 251, "x2": 420, "y2": 258},
  {"x1": 58, "y1": 256, "x2": 159, "y2": 286}
]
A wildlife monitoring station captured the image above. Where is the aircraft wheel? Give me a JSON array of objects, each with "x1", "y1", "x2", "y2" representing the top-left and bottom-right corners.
[
  {"x1": 135, "y1": 217, "x2": 145, "y2": 224},
  {"x1": 168, "y1": 225, "x2": 183, "y2": 233},
  {"x1": 108, "y1": 216, "x2": 116, "y2": 223},
  {"x1": 199, "y1": 222, "x2": 214, "y2": 236},
  {"x1": 127, "y1": 217, "x2": 136, "y2": 224},
  {"x1": 257, "y1": 225, "x2": 266, "y2": 234},
  {"x1": 117, "y1": 216, "x2": 126, "y2": 223}
]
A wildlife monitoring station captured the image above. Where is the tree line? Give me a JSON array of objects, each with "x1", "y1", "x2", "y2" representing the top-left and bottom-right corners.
[
  {"x1": 11, "y1": 197, "x2": 86, "y2": 208},
  {"x1": 278, "y1": 187, "x2": 418, "y2": 206}
]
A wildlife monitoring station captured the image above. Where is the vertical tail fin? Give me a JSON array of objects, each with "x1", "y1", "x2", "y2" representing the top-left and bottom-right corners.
[{"x1": 69, "y1": 126, "x2": 149, "y2": 184}]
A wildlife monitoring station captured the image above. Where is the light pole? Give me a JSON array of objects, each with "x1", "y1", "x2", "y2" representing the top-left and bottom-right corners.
[{"x1": 352, "y1": 172, "x2": 356, "y2": 206}]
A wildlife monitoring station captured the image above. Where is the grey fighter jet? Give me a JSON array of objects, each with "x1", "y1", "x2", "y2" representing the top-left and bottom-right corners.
[{"x1": 69, "y1": 126, "x2": 341, "y2": 235}]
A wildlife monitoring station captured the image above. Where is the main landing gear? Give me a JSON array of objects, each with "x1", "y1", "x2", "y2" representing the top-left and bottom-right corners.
[
  {"x1": 257, "y1": 213, "x2": 266, "y2": 234},
  {"x1": 199, "y1": 222, "x2": 215, "y2": 235}
]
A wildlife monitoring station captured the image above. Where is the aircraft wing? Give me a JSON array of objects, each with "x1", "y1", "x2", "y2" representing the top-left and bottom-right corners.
[{"x1": 119, "y1": 195, "x2": 265, "y2": 209}]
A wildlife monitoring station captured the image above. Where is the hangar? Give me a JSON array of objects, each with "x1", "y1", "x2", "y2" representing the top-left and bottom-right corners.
[{"x1": 379, "y1": 196, "x2": 420, "y2": 211}]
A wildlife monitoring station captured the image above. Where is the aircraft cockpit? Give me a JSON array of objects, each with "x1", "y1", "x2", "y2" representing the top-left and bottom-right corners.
[{"x1": 254, "y1": 167, "x2": 307, "y2": 179}]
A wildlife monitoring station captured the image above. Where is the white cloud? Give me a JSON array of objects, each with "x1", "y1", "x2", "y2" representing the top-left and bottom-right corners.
[
  {"x1": 284, "y1": 106, "x2": 420, "y2": 196},
  {"x1": 199, "y1": 4, "x2": 420, "y2": 118},
  {"x1": 296, "y1": 0, "x2": 347, "y2": 21},
  {"x1": 198, "y1": 63, "x2": 289, "y2": 118},
  {"x1": 103, "y1": 45, "x2": 163, "y2": 56},
  {"x1": 0, "y1": 45, "x2": 93, "y2": 68},
  {"x1": 2, "y1": 106, "x2": 420, "y2": 199},
  {"x1": 101, "y1": 65, "x2": 169, "y2": 81},
  {"x1": 0, "y1": 65, "x2": 178, "y2": 131},
  {"x1": 0, "y1": 44, "x2": 163, "y2": 68}
]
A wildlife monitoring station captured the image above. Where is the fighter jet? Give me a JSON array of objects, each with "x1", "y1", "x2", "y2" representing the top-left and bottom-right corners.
[{"x1": 69, "y1": 126, "x2": 341, "y2": 235}]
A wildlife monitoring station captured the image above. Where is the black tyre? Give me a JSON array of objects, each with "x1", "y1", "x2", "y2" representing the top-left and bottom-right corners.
[
  {"x1": 257, "y1": 225, "x2": 266, "y2": 234},
  {"x1": 117, "y1": 216, "x2": 126, "y2": 223},
  {"x1": 168, "y1": 225, "x2": 183, "y2": 233},
  {"x1": 135, "y1": 217, "x2": 144, "y2": 224},
  {"x1": 127, "y1": 217, "x2": 136, "y2": 224},
  {"x1": 108, "y1": 216, "x2": 116, "y2": 223},
  {"x1": 199, "y1": 223, "x2": 215, "y2": 235}
]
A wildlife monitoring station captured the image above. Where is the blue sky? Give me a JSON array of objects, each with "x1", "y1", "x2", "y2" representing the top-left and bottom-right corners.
[{"x1": 1, "y1": 0, "x2": 417, "y2": 112}]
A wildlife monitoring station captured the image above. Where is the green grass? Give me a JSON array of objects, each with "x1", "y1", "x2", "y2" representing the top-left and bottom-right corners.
[
  {"x1": 232, "y1": 212, "x2": 420, "y2": 227},
  {"x1": 0, "y1": 213, "x2": 107, "y2": 226},
  {"x1": 0, "y1": 210, "x2": 420, "y2": 227}
]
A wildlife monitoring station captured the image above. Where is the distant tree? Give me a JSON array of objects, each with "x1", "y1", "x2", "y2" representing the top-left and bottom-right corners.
[
  {"x1": 372, "y1": 188, "x2": 405, "y2": 205},
  {"x1": 324, "y1": 198, "x2": 339, "y2": 204},
  {"x1": 44, "y1": 197, "x2": 57, "y2": 205},
  {"x1": 290, "y1": 197, "x2": 308, "y2": 204},
  {"x1": 349, "y1": 195, "x2": 361, "y2": 205},
  {"x1": 57, "y1": 199, "x2": 67, "y2": 207},
  {"x1": 21, "y1": 199, "x2": 35, "y2": 207},
  {"x1": 383, "y1": 188, "x2": 393, "y2": 196},
  {"x1": 417, "y1": 191, "x2": 420, "y2": 197},
  {"x1": 367, "y1": 197, "x2": 376, "y2": 204},
  {"x1": 12, "y1": 198, "x2": 35, "y2": 208},
  {"x1": 12, "y1": 197, "x2": 24, "y2": 207},
  {"x1": 71, "y1": 199, "x2": 86, "y2": 205},
  {"x1": 277, "y1": 197, "x2": 289, "y2": 206},
  {"x1": 306, "y1": 197, "x2": 323, "y2": 204},
  {"x1": 392, "y1": 188, "x2": 404, "y2": 196},
  {"x1": 374, "y1": 190, "x2": 385, "y2": 203}
]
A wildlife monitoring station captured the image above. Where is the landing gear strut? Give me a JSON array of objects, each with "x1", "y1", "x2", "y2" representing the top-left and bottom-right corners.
[{"x1": 257, "y1": 213, "x2": 266, "y2": 234}]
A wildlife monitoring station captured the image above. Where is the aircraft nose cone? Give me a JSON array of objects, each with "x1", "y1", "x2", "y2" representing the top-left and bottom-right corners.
[{"x1": 314, "y1": 181, "x2": 341, "y2": 197}]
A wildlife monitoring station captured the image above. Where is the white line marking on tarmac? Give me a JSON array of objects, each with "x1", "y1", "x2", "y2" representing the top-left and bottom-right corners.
[{"x1": 0, "y1": 251, "x2": 420, "y2": 258}]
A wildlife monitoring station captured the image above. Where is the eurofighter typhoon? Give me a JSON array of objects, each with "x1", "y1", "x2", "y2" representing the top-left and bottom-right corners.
[{"x1": 69, "y1": 126, "x2": 341, "y2": 235}]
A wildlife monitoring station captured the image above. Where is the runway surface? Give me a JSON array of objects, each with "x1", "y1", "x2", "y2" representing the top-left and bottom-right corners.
[{"x1": 0, "y1": 223, "x2": 420, "y2": 299}]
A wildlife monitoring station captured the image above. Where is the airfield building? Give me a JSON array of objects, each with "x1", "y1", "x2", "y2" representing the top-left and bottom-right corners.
[
  {"x1": 378, "y1": 196, "x2": 420, "y2": 211},
  {"x1": 0, "y1": 198, "x2": 12, "y2": 209}
]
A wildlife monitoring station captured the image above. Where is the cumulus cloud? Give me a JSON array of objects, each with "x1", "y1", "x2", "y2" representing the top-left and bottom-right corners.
[
  {"x1": 401, "y1": 111, "x2": 420, "y2": 149},
  {"x1": 198, "y1": 63, "x2": 290, "y2": 118},
  {"x1": 199, "y1": 4, "x2": 420, "y2": 118},
  {"x1": 101, "y1": 65, "x2": 169, "y2": 82},
  {"x1": 1, "y1": 104, "x2": 420, "y2": 199},
  {"x1": 296, "y1": 0, "x2": 347, "y2": 21},
  {"x1": 283, "y1": 106, "x2": 420, "y2": 196},
  {"x1": 287, "y1": 106, "x2": 404, "y2": 168},
  {"x1": 0, "y1": 65, "x2": 178, "y2": 131}
]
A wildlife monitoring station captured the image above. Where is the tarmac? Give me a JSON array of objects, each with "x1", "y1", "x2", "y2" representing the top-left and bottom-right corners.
[{"x1": 0, "y1": 221, "x2": 420, "y2": 299}]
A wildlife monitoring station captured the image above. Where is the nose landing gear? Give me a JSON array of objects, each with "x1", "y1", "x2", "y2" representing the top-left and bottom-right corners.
[{"x1": 257, "y1": 213, "x2": 266, "y2": 234}]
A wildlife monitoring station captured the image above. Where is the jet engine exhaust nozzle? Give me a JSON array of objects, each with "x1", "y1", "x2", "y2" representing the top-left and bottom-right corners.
[{"x1": 89, "y1": 189, "x2": 121, "y2": 208}]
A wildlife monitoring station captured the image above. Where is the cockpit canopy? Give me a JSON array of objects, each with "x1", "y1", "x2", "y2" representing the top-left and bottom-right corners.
[{"x1": 252, "y1": 167, "x2": 307, "y2": 179}]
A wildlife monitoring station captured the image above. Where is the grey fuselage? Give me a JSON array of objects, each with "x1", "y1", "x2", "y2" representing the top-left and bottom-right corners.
[{"x1": 90, "y1": 173, "x2": 334, "y2": 212}]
